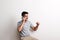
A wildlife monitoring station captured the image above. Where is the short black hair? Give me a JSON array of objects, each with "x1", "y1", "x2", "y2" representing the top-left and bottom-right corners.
[{"x1": 21, "y1": 11, "x2": 28, "y2": 17}]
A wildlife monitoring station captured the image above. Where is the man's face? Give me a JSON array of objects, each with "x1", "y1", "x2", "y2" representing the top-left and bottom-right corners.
[{"x1": 22, "y1": 14, "x2": 28, "y2": 21}]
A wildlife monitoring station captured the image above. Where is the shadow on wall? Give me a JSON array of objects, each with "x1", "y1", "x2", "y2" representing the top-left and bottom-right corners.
[{"x1": 4, "y1": 18, "x2": 20, "y2": 40}]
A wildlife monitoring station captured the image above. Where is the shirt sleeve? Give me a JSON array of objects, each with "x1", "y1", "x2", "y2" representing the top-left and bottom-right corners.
[
  {"x1": 30, "y1": 21, "x2": 34, "y2": 28},
  {"x1": 17, "y1": 21, "x2": 22, "y2": 32},
  {"x1": 17, "y1": 21, "x2": 21, "y2": 27}
]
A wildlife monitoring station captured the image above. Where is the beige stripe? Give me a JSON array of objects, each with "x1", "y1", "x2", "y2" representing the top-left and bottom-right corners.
[{"x1": 21, "y1": 36, "x2": 38, "y2": 40}]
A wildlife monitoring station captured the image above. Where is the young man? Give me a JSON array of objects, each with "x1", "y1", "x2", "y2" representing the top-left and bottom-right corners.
[{"x1": 17, "y1": 11, "x2": 40, "y2": 40}]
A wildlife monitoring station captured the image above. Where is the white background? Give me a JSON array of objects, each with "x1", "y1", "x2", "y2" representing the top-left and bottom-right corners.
[{"x1": 0, "y1": 0, "x2": 60, "y2": 40}]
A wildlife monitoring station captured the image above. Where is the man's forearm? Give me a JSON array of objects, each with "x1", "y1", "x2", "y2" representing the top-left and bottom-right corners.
[
  {"x1": 34, "y1": 25, "x2": 38, "y2": 31},
  {"x1": 18, "y1": 22, "x2": 25, "y2": 32}
]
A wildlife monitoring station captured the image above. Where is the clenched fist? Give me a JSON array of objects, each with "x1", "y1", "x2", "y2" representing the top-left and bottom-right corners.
[{"x1": 36, "y1": 22, "x2": 40, "y2": 26}]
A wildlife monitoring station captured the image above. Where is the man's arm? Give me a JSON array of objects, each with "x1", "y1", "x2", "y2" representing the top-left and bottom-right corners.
[
  {"x1": 18, "y1": 21, "x2": 25, "y2": 32},
  {"x1": 32, "y1": 22, "x2": 40, "y2": 31},
  {"x1": 17, "y1": 17, "x2": 26, "y2": 32}
]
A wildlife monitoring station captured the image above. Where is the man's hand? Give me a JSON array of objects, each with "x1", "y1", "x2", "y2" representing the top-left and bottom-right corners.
[
  {"x1": 36, "y1": 22, "x2": 40, "y2": 26},
  {"x1": 32, "y1": 22, "x2": 40, "y2": 31},
  {"x1": 22, "y1": 17, "x2": 27, "y2": 22}
]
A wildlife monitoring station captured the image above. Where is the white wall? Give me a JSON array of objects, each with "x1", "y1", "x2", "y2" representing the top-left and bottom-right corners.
[{"x1": 0, "y1": 0, "x2": 60, "y2": 40}]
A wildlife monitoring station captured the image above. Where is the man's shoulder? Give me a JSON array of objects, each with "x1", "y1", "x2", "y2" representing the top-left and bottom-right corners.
[
  {"x1": 18, "y1": 20, "x2": 31, "y2": 24},
  {"x1": 18, "y1": 20, "x2": 22, "y2": 23},
  {"x1": 17, "y1": 20, "x2": 22, "y2": 26}
]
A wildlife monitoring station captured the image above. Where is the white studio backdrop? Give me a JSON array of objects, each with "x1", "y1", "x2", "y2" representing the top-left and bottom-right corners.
[{"x1": 0, "y1": 0, "x2": 60, "y2": 40}]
